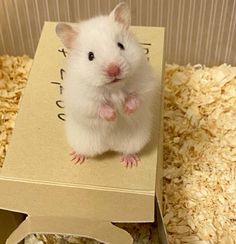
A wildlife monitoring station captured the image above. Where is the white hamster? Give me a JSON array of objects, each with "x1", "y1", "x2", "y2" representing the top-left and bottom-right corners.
[{"x1": 56, "y1": 2, "x2": 157, "y2": 168}]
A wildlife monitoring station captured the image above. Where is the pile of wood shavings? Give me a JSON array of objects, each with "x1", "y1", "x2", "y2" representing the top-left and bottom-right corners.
[
  {"x1": 0, "y1": 55, "x2": 32, "y2": 167},
  {"x1": 163, "y1": 64, "x2": 236, "y2": 244}
]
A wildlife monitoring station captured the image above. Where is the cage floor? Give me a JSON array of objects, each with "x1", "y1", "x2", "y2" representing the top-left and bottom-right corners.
[{"x1": 0, "y1": 56, "x2": 235, "y2": 243}]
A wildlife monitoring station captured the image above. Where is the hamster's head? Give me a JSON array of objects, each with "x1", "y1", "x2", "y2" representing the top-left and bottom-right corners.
[{"x1": 56, "y1": 2, "x2": 145, "y2": 87}]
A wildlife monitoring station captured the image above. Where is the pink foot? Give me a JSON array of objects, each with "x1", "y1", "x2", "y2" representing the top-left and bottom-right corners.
[
  {"x1": 121, "y1": 154, "x2": 139, "y2": 168},
  {"x1": 98, "y1": 103, "x2": 116, "y2": 121},
  {"x1": 70, "y1": 151, "x2": 86, "y2": 164},
  {"x1": 124, "y1": 95, "x2": 140, "y2": 115}
]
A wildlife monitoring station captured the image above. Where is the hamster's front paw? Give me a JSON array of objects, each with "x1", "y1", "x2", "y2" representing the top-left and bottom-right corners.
[
  {"x1": 98, "y1": 103, "x2": 116, "y2": 121},
  {"x1": 124, "y1": 95, "x2": 140, "y2": 115},
  {"x1": 70, "y1": 150, "x2": 87, "y2": 164}
]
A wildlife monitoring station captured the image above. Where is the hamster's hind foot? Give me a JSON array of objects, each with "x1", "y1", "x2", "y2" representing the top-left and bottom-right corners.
[
  {"x1": 120, "y1": 154, "x2": 139, "y2": 168},
  {"x1": 70, "y1": 150, "x2": 87, "y2": 164}
]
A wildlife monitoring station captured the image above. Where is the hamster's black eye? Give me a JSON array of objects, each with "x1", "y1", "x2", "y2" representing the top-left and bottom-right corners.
[
  {"x1": 117, "y1": 42, "x2": 125, "y2": 50},
  {"x1": 88, "y1": 52, "x2": 95, "y2": 61}
]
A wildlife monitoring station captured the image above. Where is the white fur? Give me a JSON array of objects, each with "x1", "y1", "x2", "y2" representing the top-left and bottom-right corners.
[{"x1": 60, "y1": 6, "x2": 157, "y2": 157}]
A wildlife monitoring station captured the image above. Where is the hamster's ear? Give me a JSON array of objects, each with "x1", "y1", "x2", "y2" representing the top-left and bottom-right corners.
[
  {"x1": 109, "y1": 2, "x2": 131, "y2": 29},
  {"x1": 55, "y1": 23, "x2": 78, "y2": 49}
]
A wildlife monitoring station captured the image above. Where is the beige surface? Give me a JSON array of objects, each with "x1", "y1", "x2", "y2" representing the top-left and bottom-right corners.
[
  {"x1": 0, "y1": 23, "x2": 164, "y2": 242},
  {"x1": 0, "y1": 177, "x2": 154, "y2": 221},
  {"x1": 0, "y1": 0, "x2": 235, "y2": 66}
]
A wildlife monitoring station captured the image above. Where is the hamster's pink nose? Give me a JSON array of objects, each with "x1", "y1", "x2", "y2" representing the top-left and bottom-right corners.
[{"x1": 107, "y1": 63, "x2": 120, "y2": 77}]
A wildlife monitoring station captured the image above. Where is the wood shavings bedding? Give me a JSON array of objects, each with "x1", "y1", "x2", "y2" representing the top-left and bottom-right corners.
[
  {"x1": 164, "y1": 64, "x2": 236, "y2": 244},
  {"x1": 0, "y1": 55, "x2": 32, "y2": 167},
  {"x1": 1, "y1": 56, "x2": 235, "y2": 243}
]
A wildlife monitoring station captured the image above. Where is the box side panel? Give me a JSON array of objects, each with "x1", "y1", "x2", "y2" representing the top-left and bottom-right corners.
[
  {"x1": 0, "y1": 178, "x2": 154, "y2": 222},
  {"x1": 7, "y1": 216, "x2": 133, "y2": 244},
  {"x1": 155, "y1": 29, "x2": 165, "y2": 208}
]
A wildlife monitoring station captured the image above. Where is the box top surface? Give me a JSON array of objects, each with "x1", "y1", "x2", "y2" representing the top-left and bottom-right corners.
[{"x1": 1, "y1": 22, "x2": 164, "y2": 194}]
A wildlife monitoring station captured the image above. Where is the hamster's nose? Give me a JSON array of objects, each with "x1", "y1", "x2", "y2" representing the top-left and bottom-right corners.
[{"x1": 107, "y1": 63, "x2": 120, "y2": 77}]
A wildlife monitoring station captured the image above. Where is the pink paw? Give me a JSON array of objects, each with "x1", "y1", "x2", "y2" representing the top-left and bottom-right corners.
[
  {"x1": 70, "y1": 151, "x2": 86, "y2": 164},
  {"x1": 121, "y1": 154, "x2": 139, "y2": 168},
  {"x1": 98, "y1": 103, "x2": 116, "y2": 121},
  {"x1": 124, "y1": 95, "x2": 139, "y2": 115}
]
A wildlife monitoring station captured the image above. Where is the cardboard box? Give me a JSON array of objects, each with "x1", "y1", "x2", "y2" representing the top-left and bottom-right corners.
[{"x1": 0, "y1": 22, "x2": 165, "y2": 243}]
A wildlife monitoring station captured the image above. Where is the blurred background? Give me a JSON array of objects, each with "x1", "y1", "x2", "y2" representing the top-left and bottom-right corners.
[{"x1": 0, "y1": 0, "x2": 235, "y2": 66}]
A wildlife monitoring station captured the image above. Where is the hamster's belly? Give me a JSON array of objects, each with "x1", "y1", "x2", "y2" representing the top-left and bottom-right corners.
[
  {"x1": 66, "y1": 105, "x2": 152, "y2": 155},
  {"x1": 88, "y1": 105, "x2": 152, "y2": 143},
  {"x1": 74, "y1": 109, "x2": 148, "y2": 133}
]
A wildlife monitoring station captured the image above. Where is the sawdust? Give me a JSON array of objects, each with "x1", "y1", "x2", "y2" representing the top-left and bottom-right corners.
[
  {"x1": 163, "y1": 64, "x2": 236, "y2": 244},
  {"x1": 0, "y1": 55, "x2": 32, "y2": 167},
  {"x1": 0, "y1": 56, "x2": 235, "y2": 243}
]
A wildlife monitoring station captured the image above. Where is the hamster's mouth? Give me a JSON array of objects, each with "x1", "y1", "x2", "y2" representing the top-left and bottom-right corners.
[{"x1": 110, "y1": 78, "x2": 122, "y2": 84}]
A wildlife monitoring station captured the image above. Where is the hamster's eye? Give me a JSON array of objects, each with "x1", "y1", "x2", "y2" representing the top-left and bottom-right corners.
[
  {"x1": 88, "y1": 52, "x2": 95, "y2": 61},
  {"x1": 117, "y1": 42, "x2": 125, "y2": 50}
]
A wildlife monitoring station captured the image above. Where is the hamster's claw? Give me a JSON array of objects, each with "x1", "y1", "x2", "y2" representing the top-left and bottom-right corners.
[
  {"x1": 121, "y1": 154, "x2": 139, "y2": 168},
  {"x1": 70, "y1": 151, "x2": 86, "y2": 164},
  {"x1": 124, "y1": 95, "x2": 139, "y2": 115}
]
